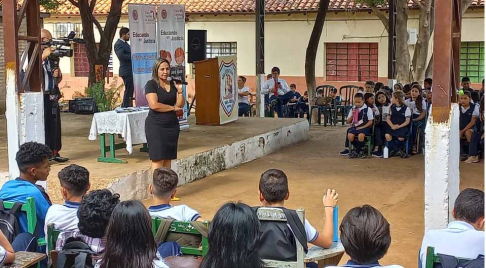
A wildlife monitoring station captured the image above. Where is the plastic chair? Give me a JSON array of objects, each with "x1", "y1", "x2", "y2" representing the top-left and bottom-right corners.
[
  {"x1": 349, "y1": 119, "x2": 375, "y2": 157},
  {"x1": 337, "y1": 85, "x2": 360, "y2": 125},
  {"x1": 425, "y1": 246, "x2": 481, "y2": 268},
  {"x1": 385, "y1": 120, "x2": 413, "y2": 158},
  {"x1": 2, "y1": 197, "x2": 37, "y2": 235}
]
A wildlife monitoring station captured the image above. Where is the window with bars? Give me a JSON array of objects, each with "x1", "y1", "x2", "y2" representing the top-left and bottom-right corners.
[
  {"x1": 73, "y1": 43, "x2": 113, "y2": 77},
  {"x1": 460, "y1": 42, "x2": 484, "y2": 83},
  {"x1": 206, "y1": 42, "x2": 237, "y2": 59},
  {"x1": 55, "y1": 23, "x2": 83, "y2": 38},
  {"x1": 325, "y1": 43, "x2": 378, "y2": 82}
]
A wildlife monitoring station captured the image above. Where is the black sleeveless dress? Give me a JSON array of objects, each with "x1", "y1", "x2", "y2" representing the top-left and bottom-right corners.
[{"x1": 144, "y1": 80, "x2": 180, "y2": 160}]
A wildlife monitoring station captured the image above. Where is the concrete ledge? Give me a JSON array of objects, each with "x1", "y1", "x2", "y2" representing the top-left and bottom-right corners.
[{"x1": 108, "y1": 119, "x2": 309, "y2": 200}]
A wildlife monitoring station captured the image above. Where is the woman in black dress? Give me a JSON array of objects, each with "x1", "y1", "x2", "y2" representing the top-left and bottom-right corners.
[{"x1": 145, "y1": 58, "x2": 185, "y2": 173}]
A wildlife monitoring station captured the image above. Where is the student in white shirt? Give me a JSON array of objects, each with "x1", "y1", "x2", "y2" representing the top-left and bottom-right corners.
[
  {"x1": 419, "y1": 188, "x2": 484, "y2": 268},
  {"x1": 408, "y1": 85, "x2": 427, "y2": 154},
  {"x1": 385, "y1": 91, "x2": 412, "y2": 158},
  {"x1": 44, "y1": 164, "x2": 90, "y2": 244},
  {"x1": 258, "y1": 169, "x2": 339, "y2": 257},
  {"x1": 148, "y1": 168, "x2": 202, "y2": 222},
  {"x1": 237, "y1": 76, "x2": 251, "y2": 117},
  {"x1": 261, "y1": 66, "x2": 293, "y2": 118},
  {"x1": 327, "y1": 205, "x2": 403, "y2": 268}
]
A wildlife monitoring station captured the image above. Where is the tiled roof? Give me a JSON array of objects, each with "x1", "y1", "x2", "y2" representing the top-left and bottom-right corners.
[{"x1": 52, "y1": 0, "x2": 484, "y2": 15}]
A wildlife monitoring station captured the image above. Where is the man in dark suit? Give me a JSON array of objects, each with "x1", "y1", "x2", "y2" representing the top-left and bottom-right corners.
[{"x1": 114, "y1": 27, "x2": 134, "y2": 107}]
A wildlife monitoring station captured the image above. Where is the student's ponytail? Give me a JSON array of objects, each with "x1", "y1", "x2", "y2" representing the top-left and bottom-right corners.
[{"x1": 416, "y1": 94, "x2": 423, "y2": 112}]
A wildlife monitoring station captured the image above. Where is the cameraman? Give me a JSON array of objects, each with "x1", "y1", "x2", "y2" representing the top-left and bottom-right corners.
[{"x1": 41, "y1": 29, "x2": 68, "y2": 162}]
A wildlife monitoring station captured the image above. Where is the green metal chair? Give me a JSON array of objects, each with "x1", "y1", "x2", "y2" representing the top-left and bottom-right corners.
[
  {"x1": 425, "y1": 246, "x2": 479, "y2": 268},
  {"x1": 2, "y1": 197, "x2": 37, "y2": 235},
  {"x1": 349, "y1": 119, "x2": 375, "y2": 157},
  {"x1": 152, "y1": 217, "x2": 210, "y2": 257}
]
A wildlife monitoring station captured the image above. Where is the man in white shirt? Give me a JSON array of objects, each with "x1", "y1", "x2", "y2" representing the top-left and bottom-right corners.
[
  {"x1": 148, "y1": 168, "x2": 203, "y2": 222},
  {"x1": 262, "y1": 67, "x2": 294, "y2": 118},
  {"x1": 419, "y1": 188, "x2": 484, "y2": 268},
  {"x1": 237, "y1": 76, "x2": 251, "y2": 117}
]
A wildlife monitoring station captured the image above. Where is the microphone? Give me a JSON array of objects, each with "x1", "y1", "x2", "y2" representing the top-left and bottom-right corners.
[{"x1": 167, "y1": 77, "x2": 188, "y2": 85}]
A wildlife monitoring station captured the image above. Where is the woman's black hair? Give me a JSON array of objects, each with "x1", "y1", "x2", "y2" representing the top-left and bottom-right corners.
[
  {"x1": 374, "y1": 82, "x2": 384, "y2": 93},
  {"x1": 411, "y1": 84, "x2": 424, "y2": 112},
  {"x1": 375, "y1": 91, "x2": 390, "y2": 107},
  {"x1": 200, "y1": 202, "x2": 263, "y2": 268},
  {"x1": 364, "y1": 93, "x2": 374, "y2": 106},
  {"x1": 100, "y1": 200, "x2": 158, "y2": 268}
]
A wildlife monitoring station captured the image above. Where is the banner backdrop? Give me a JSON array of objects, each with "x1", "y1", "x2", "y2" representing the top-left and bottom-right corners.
[
  {"x1": 218, "y1": 56, "x2": 238, "y2": 125},
  {"x1": 158, "y1": 4, "x2": 188, "y2": 129},
  {"x1": 128, "y1": 4, "x2": 157, "y2": 107}
]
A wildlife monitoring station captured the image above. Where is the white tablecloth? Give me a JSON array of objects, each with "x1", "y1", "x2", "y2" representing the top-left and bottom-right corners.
[{"x1": 88, "y1": 110, "x2": 149, "y2": 154}]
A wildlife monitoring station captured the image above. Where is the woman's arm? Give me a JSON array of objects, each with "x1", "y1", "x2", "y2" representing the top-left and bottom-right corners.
[
  {"x1": 175, "y1": 84, "x2": 185, "y2": 108},
  {"x1": 357, "y1": 120, "x2": 373, "y2": 130},
  {"x1": 238, "y1": 91, "x2": 250, "y2": 97},
  {"x1": 414, "y1": 110, "x2": 426, "y2": 122},
  {"x1": 146, "y1": 93, "x2": 178, "y2": 112},
  {"x1": 386, "y1": 114, "x2": 394, "y2": 127}
]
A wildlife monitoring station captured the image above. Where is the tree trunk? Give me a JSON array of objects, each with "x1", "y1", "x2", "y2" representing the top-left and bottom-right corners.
[
  {"x1": 411, "y1": 0, "x2": 433, "y2": 84},
  {"x1": 305, "y1": 0, "x2": 330, "y2": 123},
  {"x1": 396, "y1": 0, "x2": 411, "y2": 83}
]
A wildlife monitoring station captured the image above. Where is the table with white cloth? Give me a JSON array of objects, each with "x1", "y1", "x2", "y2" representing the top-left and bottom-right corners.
[{"x1": 88, "y1": 110, "x2": 149, "y2": 163}]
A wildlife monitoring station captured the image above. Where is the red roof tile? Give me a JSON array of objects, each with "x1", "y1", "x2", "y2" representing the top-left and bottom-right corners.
[{"x1": 51, "y1": 0, "x2": 484, "y2": 15}]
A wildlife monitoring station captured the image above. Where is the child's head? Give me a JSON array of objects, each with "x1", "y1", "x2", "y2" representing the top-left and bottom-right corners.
[
  {"x1": 290, "y1": 84, "x2": 296, "y2": 92},
  {"x1": 358, "y1": 86, "x2": 365, "y2": 93},
  {"x1": 304, "y1": 91, "x2": 308, "y2": 97},
  {"x1": 259, "y1": 169, "x2": 289, "y2": 205},
  {"x1": 353, "y1": 93, "x2": 364, "y2": 108},
  {"x1": 58, "y1": 164, "x2": 90, "y2": 199},
  {"x1": 375, "y1": 91, "x2": 390, "y2": 106},
  {"x1": 453, "y1": 188, "x2": 484, "y2": 230},
  {"x1": 402, "y1": 84, "x2": 412, "y2": 99},
  {"x1": 426, "y1": 89, "x2": 432, "y2": 101},
  {"x1": 150, "y1": 168, "x2": 178, "y2": 200},
  {"x1": 365, "y1": 81, "x2": 375, "y2": 92},
  {"x1": 317, "y1": 88, "x2": 324, "y2": 97},
  {"x1": 393, "y1": 83, "x2": 403, "y2": 92},
  {"x1": 391, "y1": 91, "x2": 405, "y2": 106},
  {"x1": 237, "y1": 76, "x2": 246, "y2": 88},
  {"x1": 374, "y1": 82, "x2": 384, "y2": 93},
  {"x1": 383, "y1": 86, "x2": 392, "y2": 96},
  {"x1": 424, "y1": 78, "x2": 432, "y2": 89},
  {"x1": 16, "y1": 142, "x2": 52, "y2": 181},
  {"x1": 78, "y1": 189, "x2": 120, "y2": 238},
  {"x1": 459, "y1": 91, "x2": 472, "y2": 106},
  {"x1": 462, "y1": 76, "x2": 471, "y2": 90},
  {"x1": 364, "y1": 93, "x2": 375, "y2": 106},
  {"x1": 340, "y1": 205, "x2": 391, "y2": 265},
  {"x1": 271, "y1": 67, "x2": 280, "y2": 80},
  {"x1": 331, "y1": 87, "x2": 338, "y2": 97},
  {"x1": 411, "y1": 84, "x2": 422, "y2": 99}
]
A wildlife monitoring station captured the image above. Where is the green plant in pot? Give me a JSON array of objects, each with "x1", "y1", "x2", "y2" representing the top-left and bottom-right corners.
[{"x1": 85, "y1": 77, "x2": 123, "y2": 112}]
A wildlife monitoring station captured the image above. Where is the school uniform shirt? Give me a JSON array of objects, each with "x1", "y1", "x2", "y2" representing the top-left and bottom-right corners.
[
  {"x1": 0, "y1": 178, "x2": 51, "y2": 238},
  {"x1": 0, "y1": 246, "x2": 6, "y2": 265},
  {"x1": 288, "y1": 219, "x2": 319, "y2": 243},
  {"x1": 44, "y1": 201, "x2": 80, "y2": 236},
  {"x1": 389, "y1": 105, "x2": 412, "y2": 121},
  {"x1": 380, "y1": 105, "x2": 391, "y2": 122},
  {"x1": 148, "y1": 204, "x2": 201, "y2": 222},
  {"x1": 347, "y1": 104, "x2": 374, "y2": 123},
  {"x1": 326, "y1": 260, "x2": 404, "y2": 268},
  {"x1": 372, "y1": 104, "x2": 380, "y2": 117},
  {"x1": 237, "y1": 86, "x2": 250, "y2": 105},
  {"x1": 261, "y1": 78, "x2": 290, "y2": 96},
  {"x1": 56, "y1": 231, "x2": 106, "y2": 254},
  {"x1": 419, "y1": 221, "x2": 484, "y2": 268},
  {"x1": 460, "y1": 104, "x2": 480, "y2": 118},
  {"x1": 406, "y1": 99, "x2": 427, "y2": 115}
]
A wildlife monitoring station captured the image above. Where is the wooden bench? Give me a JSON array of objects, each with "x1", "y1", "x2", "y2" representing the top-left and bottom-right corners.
[
  {"x1": 304, "y1": 240, "x2": 345, "y2": 268},
  {"x1": 1, "y1": 251, "x2": 45, "y2": 268}
]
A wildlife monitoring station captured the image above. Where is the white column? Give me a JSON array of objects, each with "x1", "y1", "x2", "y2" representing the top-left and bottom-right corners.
[
  {"x1": 5, "y1": 66, "x2": 21, "y2": 180},
  {"x1": 424, "y1": 103, "x2": 460, "y2": 232}
]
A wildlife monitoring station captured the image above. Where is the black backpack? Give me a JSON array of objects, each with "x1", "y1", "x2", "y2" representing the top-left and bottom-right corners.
[
  {"x1": 56, "y1": 237, "x2": 97, "y2": 268},
  {"x1": 434, "y1": 254, "x2": 484, "y2": 268},
  {"x1": 0, "y1": 199, "x2": 22, "y2": 243}
]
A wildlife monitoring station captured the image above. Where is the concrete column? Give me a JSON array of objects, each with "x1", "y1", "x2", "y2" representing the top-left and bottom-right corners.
[
  {"x1": 424, "y1": 103, "x2": 460, "y2": 232},
  {"x1": 5, "y1": 65, "x2": 21, "y2": 180}
]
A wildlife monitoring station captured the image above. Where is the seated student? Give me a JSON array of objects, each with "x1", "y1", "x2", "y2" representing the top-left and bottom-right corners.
[
  {"x1": 262, "y1": 67, "x2": 293, "y2": 118},
  {"x1": 424, "y1": 78, "x2": 432, "y2": 91},
  {"x1": 465, "y1": 96, "x2": 484, "y2": 164},
  {"x1": 95, "y1": 200, "x2": 177, "y2": 268},
  {"x1": 200, "y1": 202, "x2": 263, "y2": 268},
  {"x1": 459, "y1": 91, "x2": 480, "y2": 161},
  {"x1": 57, "y1": 189, "x2": 120, "y2": 253},
  {"x1": 314, "y1": 88, "x2": 326, "y2": 106},
  {"x1": 287, "y1": 84, "x2": 301, "y2": 117},
  {"x1": 0, "y1": 142, "x2": 52, "y2": 239},
  {"x1": 339, "y1": 93, "x2": 374, "y2": 159},
  {"x1": 385, "y1": 91, "x2": 411, "y2": 158},
  {"x1": 372, "y1": 91, "x2": 391, "y2": 158},
  {"x1": 407, "y1": 85, "x2": 427, "y2": 154},
  {"x1": 327, "y1": 205, "x2": 403, "y2": 268},
  {"x1": 148, "y1": 168, "x2": 202, "y2": 222},
  {"x1": 425, "y1": 88, "x2": 432, "y2": 112},
  {"x1": 419, "y1": 188, "x2": 484, "y2": 268},
  {"x1": 364, "y1": 81, "x2": 375, "y2": 93},
  {"x1": 237, "y1": 76, "x2": 251, "y2": 117},
  {"x1": 45, "y1": 164, "x2": 90, "y2": 249},
  {"x1": 393, "y1": 83, "x2": 403, "y2": 92},
  {"x1": 402, "y1": 84, "x2": 412, "y2": 100},
  {"x1": 257, "y1": 169, "x2": 339, "y2": 262},
  {"x1": 297, "y1": 91, "x2": 309, "y2": 119},
  {"x1": 329, "y1": 87, "x2": 341, "y2": 107},
  {"x1": 364, "y1": 92, "x2": 380, "y2": 118},
  {"x1": 461, "y1": 76, "x2": 480, "y2": 103},
  {"x1": 0, "y1": 230, "x2": 37, "y2": 265},
  {"x1": 374, "y1": 82, "x2": 385, "y2": 93}
]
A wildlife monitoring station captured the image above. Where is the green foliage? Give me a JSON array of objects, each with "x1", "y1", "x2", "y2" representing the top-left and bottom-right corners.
[
  {"x1": 355, "y1": 0, "x2": 387, "y2": 7},
  {"x1": 39, "y1": 0, "x2": 60, "y2": 11},
  {"x1": 85, "y1": 78, "x2": 123, "y2": 112}
]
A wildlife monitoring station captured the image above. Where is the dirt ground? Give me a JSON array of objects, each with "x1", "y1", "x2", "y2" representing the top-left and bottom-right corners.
[{"x1": 145, "y1": 124, "x2": 484, "y2": 267}]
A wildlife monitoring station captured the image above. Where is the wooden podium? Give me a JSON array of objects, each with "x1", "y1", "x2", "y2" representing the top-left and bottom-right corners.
[{"x1": 195, "y1": 56, "x2": 238, "y2": 125}]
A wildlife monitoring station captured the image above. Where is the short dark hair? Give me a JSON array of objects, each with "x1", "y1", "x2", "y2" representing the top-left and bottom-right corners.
[
  {"x1": 152, "y1": 168, "x2": 178, "y2": 198},
  {"x1": 331, "y1": 87, "x2": 337, "y2": 93},
  {"x1": 340, "y1": 205, "x2": 391, "y2": 265},
  {"x1": 290, "y1": 84, "x2": 296, "y2": 88},
  {"x1": 78, "y1": 189, "x2": 120, "y2": 238},
  {"x1": 358, "y1": 86, "x2": 365, "y2": 91},
  {"x1": 402, "y1": 84, "x2": 411, "y2": 93},
  {"x1": 364, "y1": 92, "x2": 374, "y2": 104},
  {"x1": 365, "y1": 80, "x2": 375, "y2": 86},
  {"x1": 424, "y1": 78, "x2": 433, "y2": 85},
  {"x1": 461, "y1": 90, "x2": 472, "y2": 99},
  {"x1": 58, "y1": 164, "x2": 90, "y2": 197},
  {"x1": 454, "y1": 188, "x2": 484, "y2": 224},
  {"x1": 271, "y1": 67, "x2": 280, "y2": 75},
  {"x1": 259, "y1": 169, "x2": 288, "y2": 204},
  {"x1": 119, "y1": 27, "x2": 129, "y2": 37},
  {"x1": 238, "y1": 76, "x2": 247, "y2": 83},
  {"x1": 317, "y1": 88, "x2": 324, "y2": 95},
  {"x1": 16, "y1": 142, "x2": 52, "y2": 173},
  {"x1": 462, "y1": 76, "x2": 471, "y2": 83},
  {"x1": 354, "y1": 93, "x2": 364, "y2": 99}
]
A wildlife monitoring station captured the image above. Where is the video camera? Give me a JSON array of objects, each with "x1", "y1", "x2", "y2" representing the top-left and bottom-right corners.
[{"x1": 42, "y1": 31, "x2": 85, "y2": 69}]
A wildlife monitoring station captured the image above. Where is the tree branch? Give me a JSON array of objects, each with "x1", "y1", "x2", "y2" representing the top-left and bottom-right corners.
[
  {"x1": 92, "y1": 15, "x2": 105, "y2": 41},
  {"x1": 371, "y1": 6, "x2": 389, "y2": 33},
  {"x1": 68, "y1": 0, "x2": 80, "y2": 8},
  {"x1": 89, "y1": 0, "x2": 97, "y2": 14},
  {"x1": 411, "y1": 0, "x2": 423, "y2": 8}
]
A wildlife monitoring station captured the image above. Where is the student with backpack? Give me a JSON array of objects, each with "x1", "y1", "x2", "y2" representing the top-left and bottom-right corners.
[
  {"x1": 256, "y1": 169, "x2": 338, "y2": 267},
  {"x1": 0, "y1": 142, "x2": 52, "y2": 239}
]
